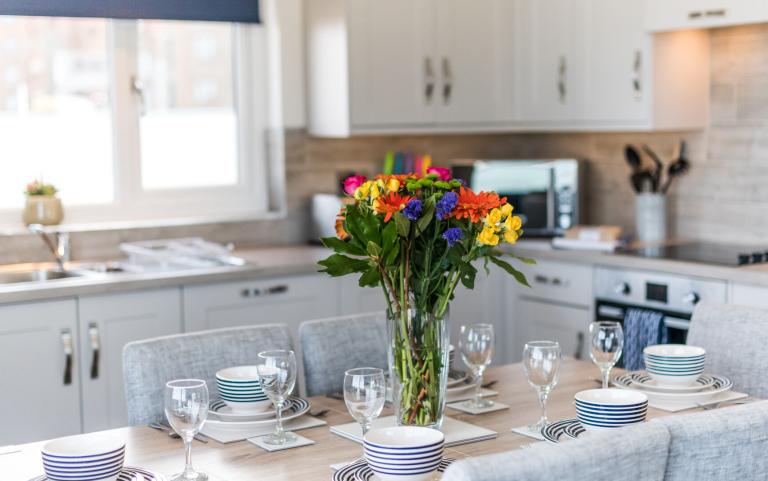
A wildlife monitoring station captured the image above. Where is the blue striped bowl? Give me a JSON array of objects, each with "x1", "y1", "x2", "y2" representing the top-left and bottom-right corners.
[
  {"x1": 574, "y1": 389, "x2": 648, "y2": 431},
  {"x1": 216, "y1": 366, "x2": 271, "y2": 412},
  {"x1": 42, "y1": 434, "x2": 125, "y2": 481},
  {"x1": 644, "y1": 344, "x2": 706, "y2": 386},
  {"x1": 363, "y1": 427, "x2": 445, "y2": 481}
]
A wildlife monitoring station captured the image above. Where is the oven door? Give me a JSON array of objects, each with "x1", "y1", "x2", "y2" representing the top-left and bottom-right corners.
[{"x1": 595, "y1": 299, "x2": 691, "y2": 366}]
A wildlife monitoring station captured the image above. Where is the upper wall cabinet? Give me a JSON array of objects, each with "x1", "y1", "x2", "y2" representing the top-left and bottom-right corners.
[
  {"x1": 646, "y1": 0, "x2": 768, "y2": 32},
  {"x1": 306, "y1": 0, "x2": 711, "y2": 136}
]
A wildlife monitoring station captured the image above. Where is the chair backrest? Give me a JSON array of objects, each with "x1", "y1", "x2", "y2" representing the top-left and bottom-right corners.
[
  {"x1": 299, "y1": 311, "x2": 388, "y2": 397},
  {"x1": 122, "y1": 324, "x2": 293, "y2": 426},
  {"x1": 688, "y1": 303, "x2": 768, "y2": 397},
  {"x1": 657, "y1": 400, "x2": 768, "y2": 481},
  {"x1": 441, "y1": 421, "x2": 670, "y2": 481}
]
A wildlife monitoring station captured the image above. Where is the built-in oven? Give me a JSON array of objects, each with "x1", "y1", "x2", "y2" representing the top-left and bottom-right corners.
[
  {"x1": 594, "y1": 267, "x2": 728, "y2": 364},
  {"x1": 451, "y1": 159, "x2": 585, "y2": 237}
]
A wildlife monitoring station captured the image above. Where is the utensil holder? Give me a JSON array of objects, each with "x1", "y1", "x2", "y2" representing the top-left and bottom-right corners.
[{"x1": 635, "y1": 193, "x2": 667, "y2": 243}]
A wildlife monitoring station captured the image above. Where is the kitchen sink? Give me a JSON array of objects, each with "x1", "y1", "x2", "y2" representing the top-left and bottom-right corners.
[{"x1": 0, "y1": 264, "x2": 84, "y2": 285}]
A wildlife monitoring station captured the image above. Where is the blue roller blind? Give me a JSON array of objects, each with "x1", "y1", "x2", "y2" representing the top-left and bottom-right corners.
[{"x1": 0, "y1": 0, "x2": 261, "y2": 23}]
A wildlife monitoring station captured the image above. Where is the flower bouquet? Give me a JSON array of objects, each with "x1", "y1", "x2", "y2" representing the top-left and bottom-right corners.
[{"x1": 319, "y1": 169, "x2": 533, "y2": 427}]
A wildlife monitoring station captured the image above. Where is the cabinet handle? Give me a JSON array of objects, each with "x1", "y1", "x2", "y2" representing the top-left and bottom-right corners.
[
  {"x1": 705, "y1": 9, "x2": 726, "y2": 17},
  {"x1": 688, "y1": 10, "x2": 703, "y2": 19},
  {"x1": 441, "y1": 57, "x2": 453, "y2": 104},
  {"x1": 534, "y1": 274, "x2": 549, "y2": 285},
  {"x1": 575, "y1": 332, "x2": 584, "y2": 360},
  {"x1": 632, "y1": 50, "x2": 642, "y2": 99},
  {"x1": 88, "y1": 322, "x2": 100, "y2": 380},
  {"x1": 61, "y1": 329, "x2": 73, "y2": 386},
  {"x1": 557, "y1": 55, "x2": 567, "y2": 104},
  {"x1": 267, "y1": 284, "x2": 289, "y2": 295},
  {"x1": 424, "y1": 57, "x2": 435, "y2": 104}
]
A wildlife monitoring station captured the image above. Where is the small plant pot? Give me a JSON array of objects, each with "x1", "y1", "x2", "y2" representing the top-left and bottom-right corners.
[{"x1": 23, "y1": 195, "x2": 64, "y2": 226}]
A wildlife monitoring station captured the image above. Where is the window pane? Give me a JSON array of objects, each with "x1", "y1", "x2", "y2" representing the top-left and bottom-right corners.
[
  {"x1": 138, "y1": 20, "x2": 238, "y2": 190},
  {"x1": 0, "y1": 16, "x2": 113, "y2": 209}
]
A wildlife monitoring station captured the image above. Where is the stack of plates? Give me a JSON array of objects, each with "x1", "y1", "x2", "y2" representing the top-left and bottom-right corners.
[
  {"x1": 41, "y1": 435, "x2": 125, "y2": 481},
  {"x1": 644, "y1": 345, "x2": 706, "y2": 386},
  {"x1": 574, "y1": 389, "x2": 648, "y2": 431},
  {"x1": 363, "y1": 426, "x2": 446, "y2": 481},
  {"x1": 205, "y1": 395, "x2": 310, "y2": 435}
]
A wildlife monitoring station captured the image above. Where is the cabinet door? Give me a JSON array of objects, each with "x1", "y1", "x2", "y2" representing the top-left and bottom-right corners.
[
  {"x1": 0, "y1": 299, "x2": 81, "y2": 444},
  {"x1": 78, "y1": 289, "x2": 183, "y2": 432},
  {"x1": 347, "y1": 0, "x2": 436, "y2": 127},
  {"x1": 585, "y1": 0, "x2": 651, "y2": 123},
  {"x1": 646, "y1": 0, "x2": 768, "y2": 32},
  {"x1": 435, "y1": 0, "x2": 503, "y2": 124},
  {"x1": 731, "y1": 283, "x2": 768, "y2": 309},
  {"x1": 517, "y1": 298, "x2": 591, "y2": 361},
  {"x1": 518, "y1": 0, "x2": 588, "y2": 123},
  {"x1": 337, "y1": 277, "x2": 388, "y2": 316}
]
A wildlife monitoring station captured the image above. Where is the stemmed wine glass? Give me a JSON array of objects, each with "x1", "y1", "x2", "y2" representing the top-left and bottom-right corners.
[
  {"x1": 256, "y1": 350, "x2": 298, "y2": 445},
  {"x1": 459, "y1": 324, "x2": 495, "y2": 409},
  {"x1": 344, "y1": 367, "x2": 386, "y2": 445},
  {"x1": 165, "y1": 379, "x2": 209, "y2": 481},
  {"x1": 589, "y1": 321, "x2": 624, "y2": 389},
  {"x1": 522, "y1": 341, "x2": 562, "y2": 431}
]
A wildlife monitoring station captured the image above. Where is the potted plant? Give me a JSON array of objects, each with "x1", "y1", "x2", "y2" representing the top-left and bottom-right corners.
[
  {"x1": 23, "y1": 180, "x2": 63, "y2": 225},
  {"x1": 319, "y1": 170, "x2": 533, "y2": 428}
]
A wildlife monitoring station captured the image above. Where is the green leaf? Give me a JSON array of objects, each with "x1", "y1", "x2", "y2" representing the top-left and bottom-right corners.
[
  {"x1": 367, "y1": 241, "x2": 382, "y2": 258},
  {"x1": 358, "y1": 267, "x2": 381, "y2": 287},
  {"x1": 394, "y1": 213, "x2": 410, "y2": 237},
  {"x1": 382, "y1": 221, "x2": 397, "y2": 251},
  {"x1": 321, "y1": 236, "x2": 366, "y2": 256},
  {"x1": 317, "y1": 253, "x2": 370, "y2": 277},
  {"x1": 416, "y1": 196, "x2": 436, "y2": 234},
  {"x1": 489, "y1": 256, "x2": 531, "y2": 287},
  {"x1": 384, "y1": 242, "x2": 400, "y2": 265}
]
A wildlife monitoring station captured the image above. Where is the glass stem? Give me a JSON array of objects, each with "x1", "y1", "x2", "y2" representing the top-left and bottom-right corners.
[
  {"x1": 275, "y1": 400, "x2": 285, "y2": 438},
  {"x1": 182, "y1": 436, "x2": 194, "y2": 477},
  {"x1": 538, "y1": 390, "x2": 549, "y2": 427},
  {"x1": 602, "y1": 366, "x2": 611, "y2": 389},
  {"x1": 473, "y1": 370, "x2": 484, "y2": 406}
]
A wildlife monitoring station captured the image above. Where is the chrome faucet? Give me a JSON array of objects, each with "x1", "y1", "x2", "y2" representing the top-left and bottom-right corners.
[{"x1": 28, "y1": 224, "x2": 70, "y2": 271}]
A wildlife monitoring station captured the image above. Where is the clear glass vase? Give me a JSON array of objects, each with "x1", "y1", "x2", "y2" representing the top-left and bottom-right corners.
[{"x1": 387, "y1": 308, "x2": 450, "y2": 429}]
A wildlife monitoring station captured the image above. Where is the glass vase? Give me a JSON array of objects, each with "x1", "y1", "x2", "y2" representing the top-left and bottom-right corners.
[{"x1": 387, "y1": 308, "x2": 450, "y2": 429}]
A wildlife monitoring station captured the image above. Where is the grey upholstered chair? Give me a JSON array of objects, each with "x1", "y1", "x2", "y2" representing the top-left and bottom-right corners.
[
  {"x1": 656, "y1": 400, "x2": 768, "y2": 481},
  {"x1": 688, "y1": 303, "x2": 768, "y2": 397},
  {"x1": 122, "y1": 324, "x2": 293, "y2": 425},
  {"x1": 441, "y1": 421, "x2": 671, "y2": 481},
  {"x1": 299, "y1": 311, "x2": 388, "y2": 396}
]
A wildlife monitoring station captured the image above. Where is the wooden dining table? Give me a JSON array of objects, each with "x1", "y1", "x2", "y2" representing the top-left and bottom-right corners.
[{"x1": 1, "y1": 360, "x2": 713, "y2": 481}]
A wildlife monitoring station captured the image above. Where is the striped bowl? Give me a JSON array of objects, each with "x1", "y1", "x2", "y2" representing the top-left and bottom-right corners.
[
  {"x1": 575, "y1": 389, "x2": 648, "y2": 431},
  {"x1": 216, "y1": 366, "x2": 271, "y2": 412},
  {"x1": 42, "y1": 434, "x2": 125, "y2": 481},
  {"x1": 364, "y1": 426, "x2": 445, "y2": 481},
  {"x1": 644, "y1": 345, "x2": 706, "y2": 386}
]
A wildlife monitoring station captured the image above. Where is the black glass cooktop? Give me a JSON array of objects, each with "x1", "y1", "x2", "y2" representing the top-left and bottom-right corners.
[{"x1": 618, "y1": 242, "x2": 768, "y2": 267}]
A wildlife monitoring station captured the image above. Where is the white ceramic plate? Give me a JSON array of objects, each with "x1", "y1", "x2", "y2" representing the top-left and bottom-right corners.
[
  {"x1": 204, "y1": 396, "x2": 309, "y2": 428},
  {"x1": 30, "y1": 466, "x2": 166, "y2": 481},
  {"x1": 612, "y1": 373, "x2": 732, "y2": 402},
  {"x1": 208, "y1": 399, "x2": 280, "y2": 421},
  {"x1": 541, "y1": 419, "x2": 585, "y2": 443},
  {"x1": 628, "y1": 371, "x2": 717, "y2": 393}
]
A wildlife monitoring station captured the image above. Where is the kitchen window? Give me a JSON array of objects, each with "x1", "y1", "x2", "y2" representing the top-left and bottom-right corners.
[{"x1": 0, "y1": 14, "x2": 281, "y2": 229}]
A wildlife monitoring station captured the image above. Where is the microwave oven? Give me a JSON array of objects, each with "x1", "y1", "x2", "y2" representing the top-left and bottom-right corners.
[{"x1": 452, "y1": 159, "x2": 585, "y2": 237}]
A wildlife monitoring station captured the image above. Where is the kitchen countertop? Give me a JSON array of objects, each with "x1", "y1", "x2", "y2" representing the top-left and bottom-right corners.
[{"x1": 3, "y1": 241, "x2": 768, "y2": 305}]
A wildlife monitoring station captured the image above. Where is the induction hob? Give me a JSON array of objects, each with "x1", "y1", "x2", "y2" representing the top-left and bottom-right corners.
[{"x1": 618, "y1": 242, "x2": 768, "y2": 267}]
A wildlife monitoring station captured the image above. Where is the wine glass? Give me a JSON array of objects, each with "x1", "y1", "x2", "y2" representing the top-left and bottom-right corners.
[
  {"x1": 165, "y1": 379, "x2": 209, "y2": 481},
  {"x1": 344, "y1": 367, "x2": 386, "y2": 451},
  {"x1": 522, "y1": 341, "x2": 562, "y2": 431},
  {"x1": 256, "y1": 350, "x2": 298, "y2": 445},
  {"x1": 589, "y1": 321, "x2": 624, "y2": 389},
  {"x1": 459, "y1": 324, "x2": 495, "y2": 409}
]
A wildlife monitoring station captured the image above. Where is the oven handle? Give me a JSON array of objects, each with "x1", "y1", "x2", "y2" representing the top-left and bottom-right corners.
[
  {"x1": 597, "y1": 304, "x2": 690, "y2": 331},
  {"x1": 664, "y1": 317, "x2": 690, "y2": 331}
]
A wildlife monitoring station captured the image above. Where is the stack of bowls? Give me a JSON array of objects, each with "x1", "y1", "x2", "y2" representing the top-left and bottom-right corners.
[
  {"x1": 216, "y1": 366, "x2": 271, "y2": 412},
  {"x1": 575, "y1": 388, "x2": 648, "y2": 431},
  {"x1": 363, "y1": 426, "x2": 445, "y2": 481},
  {"x1": 644, "y1": 344, "x2": 706, "y2": 386},
  {"x1": 42, "y1": 434, "x2": 125, "y2": 481}
]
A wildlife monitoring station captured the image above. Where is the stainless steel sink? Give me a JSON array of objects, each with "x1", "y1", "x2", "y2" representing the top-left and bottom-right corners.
[{"x1": 0, "y1": 264, "x2": 84, "y2": 285}]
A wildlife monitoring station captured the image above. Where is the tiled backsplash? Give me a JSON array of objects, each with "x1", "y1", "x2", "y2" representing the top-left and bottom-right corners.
[{"x1": 1, "y1": 24, "x2": 767, "y2": 264}]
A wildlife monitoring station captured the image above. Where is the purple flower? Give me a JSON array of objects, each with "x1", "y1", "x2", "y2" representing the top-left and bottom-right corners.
[
  {"x1": 403, "y1": 199, "x2": 423, "y2": 221},
  {"x1": 442, "y1": 227, "x2": 463, "y2": 247},
  {"x1": 436, "y1": 191, "x2": 458, "y2": 220}
]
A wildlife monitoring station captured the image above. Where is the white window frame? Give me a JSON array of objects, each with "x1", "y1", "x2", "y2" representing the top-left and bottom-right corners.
[{"x1": 0, "y1": 15, "x2": 285, "y2": 231}]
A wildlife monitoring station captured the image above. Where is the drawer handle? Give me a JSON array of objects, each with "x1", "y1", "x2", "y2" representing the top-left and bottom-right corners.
[
  {"x1": 89, "y1": 322, "x2": 100, "y2": 380},
  {"x1": 267, "y1": 285, "x2": 288, "y2": 295},
  {"x1": 534, "y1": 275, "x2": 549, "y2": 285},
  {"x1": 241, "y1": 285, "x2": 288, "y2": 297},
  {"x1": 688, "y1": 10, "x2": 703, "y2": 19},
  {"x1": 705, "y1": 9, "x2": 726, "y2": 17},
  {"x1": 61, "y1": 329, "x2": 73, "y2": 386}
]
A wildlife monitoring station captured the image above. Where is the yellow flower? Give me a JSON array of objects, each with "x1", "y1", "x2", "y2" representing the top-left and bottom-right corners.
[
  {"x1": 500, "y1": 203, "x2": 513, "y2": 218},
  {"x1": 504, "y1": 229, "x2": 519, "y2": 244},
  {"x1": 370, "y1": 182, "x2": 381, "y2": 200},
  {"x1": 354, "y1": 181, "x2": 372, "y2": 201},
  {"x1": 477, "y1": 226, "x2": 500, "y2": 246},
  {"x1": 485, "y1": 208, "x2": 502, "y2": 228},
  {"x1": 386, "y1": 178, "x2": 400, "y2": 192},
  {"x1": 504, "y1": 215, "x2": 523, "y2": 231}
]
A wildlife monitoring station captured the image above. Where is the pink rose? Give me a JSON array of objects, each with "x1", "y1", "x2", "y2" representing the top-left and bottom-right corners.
[
  {"x1": 343, "y1": 174, "x2": 366, "y2": 196},
  {"x1": 427, "y1": 167, "x2": 451, "y2": 181}
]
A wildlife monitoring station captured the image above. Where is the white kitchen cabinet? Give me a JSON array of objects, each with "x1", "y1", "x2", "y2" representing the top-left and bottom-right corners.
[
  {"x1": 0, "y1": 299, "x2": 81, "y2": 444},
  {"x1": 78, "y1": 289, "x2": 183, "y2": 432},
  {"x1": 646, "y1": 0, "x2": 768, "y2": 32},
  {"x1": 338, "y1": 276, "x2": 388, "y2": 316},
  {"x1": 730, "y1": 283, "x2": 768, "y2": 309},
  {"x1": 516, "y1": 297, "x2": 591, "y2": 361}
]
